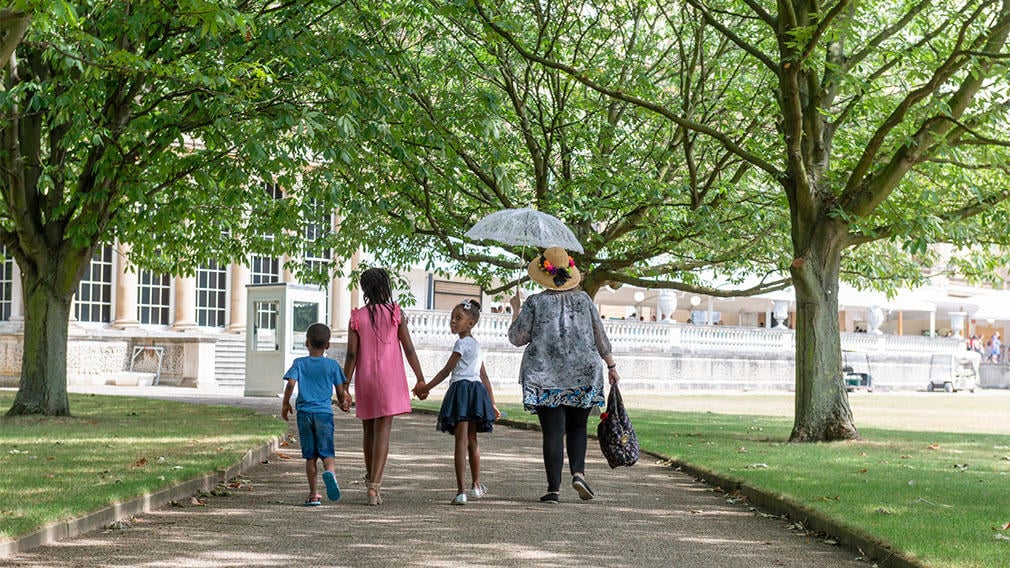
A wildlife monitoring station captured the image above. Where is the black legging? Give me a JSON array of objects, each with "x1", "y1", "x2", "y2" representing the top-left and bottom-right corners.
[{"x1": 536, "y1": 405, "x2": 592, "y2": 492}]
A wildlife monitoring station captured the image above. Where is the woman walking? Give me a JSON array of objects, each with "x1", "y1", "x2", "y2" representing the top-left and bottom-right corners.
[{"x1": 508, "y1": 246, "x2": 620, "y2": 504}]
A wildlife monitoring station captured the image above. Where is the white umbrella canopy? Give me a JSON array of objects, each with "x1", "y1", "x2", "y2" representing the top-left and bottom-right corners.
[{"x1": 464, "y1": 208, "x2": 584, "y2": 253}]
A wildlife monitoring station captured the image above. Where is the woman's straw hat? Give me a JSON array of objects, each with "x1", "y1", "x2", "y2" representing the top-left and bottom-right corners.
[{"x1": 527, "y1": 246, "x2": 581, "y2": 291}]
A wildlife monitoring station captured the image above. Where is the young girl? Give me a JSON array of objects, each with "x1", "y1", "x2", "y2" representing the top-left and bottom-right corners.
[
  {"x1": 414, "y1": 299, "x2": 500, "y2": 505},
  {"x1": 343, "y1": 267, "x2": 426, "y2": 506}
]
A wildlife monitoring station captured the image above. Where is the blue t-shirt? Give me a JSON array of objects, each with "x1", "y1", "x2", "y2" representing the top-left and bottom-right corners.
[{"x1": 284, "y1": 356, "x2": 346, "y2": 415}]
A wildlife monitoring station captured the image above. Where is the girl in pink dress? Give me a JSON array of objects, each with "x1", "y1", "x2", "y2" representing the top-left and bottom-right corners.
[{"x1": 343, "y1": 268, "x2": 426, "y2": 505}]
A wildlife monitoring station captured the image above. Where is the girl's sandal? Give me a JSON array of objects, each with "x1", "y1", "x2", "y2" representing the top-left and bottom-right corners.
[
  {"x1": 304, "y1": 494, "x2": 322, "y2": 507},
  {"x1": 366, "y1": 482, "x2": 382, "y2": 506}
]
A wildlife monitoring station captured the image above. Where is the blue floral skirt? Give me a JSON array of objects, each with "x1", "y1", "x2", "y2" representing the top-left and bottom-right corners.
[
  {"x1": 522, "y1": 384, "x2": 605, "y2": 414},
  {"x1": 436, "y1": 380, "x2": 495, "y2": 433}
]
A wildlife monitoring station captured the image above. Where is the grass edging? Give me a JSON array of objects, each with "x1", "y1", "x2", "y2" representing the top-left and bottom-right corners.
[
  {"x1": 0, "y1": 434, "x2": 282, "y2": 559},
  {"x1": 666, "y1": 458, "x2": 920, "y2": 568},
  {"x1": 416, "y1": 406, "x2": 922, "y2": 568}
]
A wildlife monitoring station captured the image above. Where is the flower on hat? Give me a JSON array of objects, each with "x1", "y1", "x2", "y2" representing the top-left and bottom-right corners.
[{"x1": 539, "y1": 255, "x2": 575, "y2": 275}]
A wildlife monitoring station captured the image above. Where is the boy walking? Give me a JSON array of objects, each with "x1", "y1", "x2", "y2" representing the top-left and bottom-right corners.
[{"x1": 281, "y1": 323, "x2": 348, "y2": 506}]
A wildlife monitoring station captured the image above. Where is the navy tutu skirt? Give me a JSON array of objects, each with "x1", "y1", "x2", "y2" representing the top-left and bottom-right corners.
[{"x1": 436, "y1": 380, "x2": 495, "y2": 433}]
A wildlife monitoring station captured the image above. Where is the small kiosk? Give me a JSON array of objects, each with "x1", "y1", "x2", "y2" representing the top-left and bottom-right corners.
[{"x1": 244, "y1": 283, "x2": 327, "y2": 397}]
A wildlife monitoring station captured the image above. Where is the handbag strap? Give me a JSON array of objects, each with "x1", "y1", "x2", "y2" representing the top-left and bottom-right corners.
[{"x1": 607, "y1": 384, "x2": 624, "y2": 415}]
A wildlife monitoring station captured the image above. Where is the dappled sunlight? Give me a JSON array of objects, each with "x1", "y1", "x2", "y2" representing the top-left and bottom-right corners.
[
  {"x1": 4, "y1": 395, "x2": 867, "y2": 568},
  {"x1": 140, "y1": 551, "x2": 299, "y2": 567}
]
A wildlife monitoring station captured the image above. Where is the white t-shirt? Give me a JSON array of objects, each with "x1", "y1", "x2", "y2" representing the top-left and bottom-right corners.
[{"x1": 451, "y1": 336, "x2": 483, "y2": 383}]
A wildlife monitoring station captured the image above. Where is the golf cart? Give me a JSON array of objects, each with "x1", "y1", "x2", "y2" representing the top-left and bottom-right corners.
[
  {"x1": 926, "y1": 351, "x2": 981, "y2": 393},
  {"x1": 843, "y1": 351, "x2": 873, "y2": 392}
]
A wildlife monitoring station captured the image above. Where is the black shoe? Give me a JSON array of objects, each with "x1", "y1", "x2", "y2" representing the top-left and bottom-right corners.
[
  {"x1": 539, "y1": 492, "x2": 559, "y2": 504},
  {"x1": 572, "y1": 476, "x2": 595, "y2": 500}
]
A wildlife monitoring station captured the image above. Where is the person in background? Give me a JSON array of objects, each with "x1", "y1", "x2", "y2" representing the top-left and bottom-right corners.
[{"x1": 988, "y1": 331, "x2": 1002, "y2": 364}]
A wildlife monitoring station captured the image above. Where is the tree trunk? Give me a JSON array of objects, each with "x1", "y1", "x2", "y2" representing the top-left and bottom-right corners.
[
  {"x1": 6, "y1": 274, "x2": 72, "y2": 416},
  {"x1": 788, "y1": 223, "x2": 859, "y2": 442}
]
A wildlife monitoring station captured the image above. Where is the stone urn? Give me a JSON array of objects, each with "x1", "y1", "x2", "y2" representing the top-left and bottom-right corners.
[
  {"x1": 867, "y1": 305, "x2": 885, "y2": 335},
  {"x1": 657, "y1": 289, "x2": 677, "y2": 323},
  {"x1": 772, "y1": 300, "x2": 790, "y2": 329}
]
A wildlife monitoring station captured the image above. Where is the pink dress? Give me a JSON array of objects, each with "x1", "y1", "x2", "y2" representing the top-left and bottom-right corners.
[{"x1": 349, "y1": 304, "x2": 412, "y2": 420}]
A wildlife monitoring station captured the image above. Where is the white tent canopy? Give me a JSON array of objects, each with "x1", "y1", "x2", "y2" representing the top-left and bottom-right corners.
[{"x1": 968, "y1": 290, "x2": 1010, "y2": 322}]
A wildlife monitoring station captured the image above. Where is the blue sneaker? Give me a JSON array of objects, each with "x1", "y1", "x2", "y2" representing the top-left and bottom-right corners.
[{"x1": 323, "y1": 471, "x2": 341, "y2": 501}]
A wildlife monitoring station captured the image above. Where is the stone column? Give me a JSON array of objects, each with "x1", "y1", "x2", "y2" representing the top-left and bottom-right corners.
[
  {"x1": 227, "y1": 262, "x2": 250, "y2": 333},
  {"x1": 9, "y1": 260, "x2": 23, "y2": 323},
  {"x1": 330, "y1": 253, "x2": 360, "y2": 336},
  {"x1": 112, "y1": 242, "x2": 140, "y2": 328},
  {"x1": 282, "y1": 254, "x2": 295, "y2": 283},
  {"x1": 172, "y1": 275, "x2": 198, "y2": 330},
  {"x1": 949, "y1": 311, "x2": 966, "y2": 339}
]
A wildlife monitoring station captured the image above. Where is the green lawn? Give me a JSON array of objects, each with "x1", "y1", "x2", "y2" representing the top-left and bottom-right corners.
[
  {"x1": 0, "y1": 392, "x2": 287, "y2": 542},
  {"x1": 415, "y1": 400, "x2": 1010, "y2": 568},
  {"x1": 4, "y1": 391, "x2": 1007, "y2": 567}
]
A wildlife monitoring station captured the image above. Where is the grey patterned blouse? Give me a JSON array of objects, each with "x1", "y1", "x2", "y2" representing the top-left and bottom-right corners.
[{"x1": 507, "y1": 289, "x2": 612, "y2": 412}]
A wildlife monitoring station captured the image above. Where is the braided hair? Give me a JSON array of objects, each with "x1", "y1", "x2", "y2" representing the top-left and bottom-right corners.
[{"x1": 360, "y1": 267, "x2": 396, "y2": 328}]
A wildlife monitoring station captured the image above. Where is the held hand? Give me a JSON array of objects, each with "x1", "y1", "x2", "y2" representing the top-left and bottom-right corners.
[
  {"x1": 339, "y1": 395, "x2": 351, "y2": 413},
  {"x1": 281, "y1": 402, "x2": 293, "y2": 422},
  {"x1": 412, "y1": 381, "x2": 428, "y2": 400}
]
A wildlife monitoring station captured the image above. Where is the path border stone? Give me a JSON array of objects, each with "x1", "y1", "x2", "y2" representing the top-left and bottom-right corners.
[
  {"x1": 0, "y1": 435, "x2": 282, "y2": 559},
  {"x1": 475, "y1": 408, "x2": 922, "y2": 568}
]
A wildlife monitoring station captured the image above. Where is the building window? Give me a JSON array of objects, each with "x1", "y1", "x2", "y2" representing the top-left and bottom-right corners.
[
  {"x1": 250, "y1": 255, "x2": 280, "y2": 284},
  {"x1": 249, "y1": 184, "x2": 284, "y2": 285},
  {"x1": 137, "y1": 269, "x2": 171, "y2": 325},
  {"x1": 265, "y1": 182, "x2": 283, "y2": 200},
  {"x1": 302, "y1": 206, "x2": 332, "y2": 323},
  {"x1": 303, "y1": 230, "x2": 332, "y2": 275},
  {"x1": 0, "y1": 249, "x2": 12, "y2": 321},
  {"x1": 196, "y1": 261, "x2": 227, "y2": 327},
  {"x1": 75, "y1": 245, "x2": 113, "y2": 323},
  {"x1": 431, "y1": 279, "x2": 482, "y2": 311}
]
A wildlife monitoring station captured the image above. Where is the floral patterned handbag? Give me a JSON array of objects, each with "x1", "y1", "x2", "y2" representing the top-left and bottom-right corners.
[{"x1": 597, "y1": 384, "x2": 640, "y2": 468}]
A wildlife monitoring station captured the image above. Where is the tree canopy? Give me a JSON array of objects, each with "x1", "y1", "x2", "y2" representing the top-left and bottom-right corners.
[
  {"x1": 459, "y1": 0, "x2": 1010, "y2": 440},
  {"x1": 308, "y1": 0, "x2": 794, "y2": 300},
  {"x1": 5, "y1": 0, "x2": 1009, "y2": 435},
  {"x1": 316, "y1": 0, "x2": 1010, "y2": 441},
  {"x1": 1, "y1": 0, "x2": 362, "y2": 415}
]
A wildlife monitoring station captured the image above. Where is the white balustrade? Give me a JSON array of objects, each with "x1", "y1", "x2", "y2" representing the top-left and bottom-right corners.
[
  {"x1": 679, "y1": 326, "x2": 793, "y2": 352},
  {"x1": 403, "y1": 309, "x2": 964, "y2": 356}
]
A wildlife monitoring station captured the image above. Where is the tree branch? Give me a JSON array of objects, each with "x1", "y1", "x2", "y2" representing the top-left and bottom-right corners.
[
  {"x1": 471, "y1": 0, "x2": 783, "y2": 179},
  {"x1": 682, "y1": 0, "x2": 778, "y2": 72}
]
